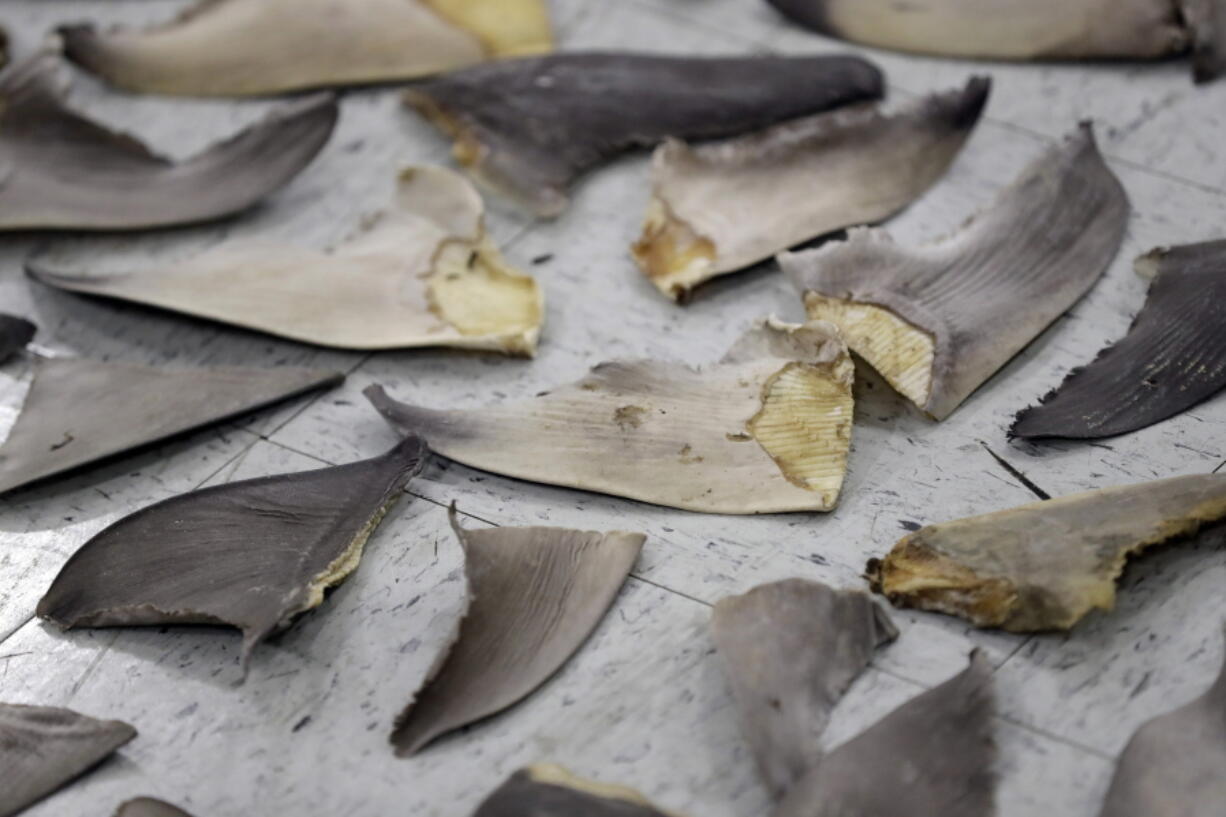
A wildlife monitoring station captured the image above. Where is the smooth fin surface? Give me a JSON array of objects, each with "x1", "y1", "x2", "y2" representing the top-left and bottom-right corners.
[
  {"x1": 711, "y1": 579, "x2": 898, "y2": 797},
  {"x1": 472, "y1": 766, "x2": 675, "y2": 817},
  {"x1": 633, "y1": 78, "x2": 988, "y2": 300},
  {"x1": 0, "y1": 702, "x2": 137, "y2": 817},
  {"x1": 775, "y1": 652, "x2": 995, "y2": 817},
  {"x1": 765, "y1": 0, "x2": 1210, "y2": 80},
  {"x1": 60, "y1": 0, "x2": 553, "y2": 96},
  {"x1": 0, "y1": 53, "x2": 336, "y2": 230},
  {"x1": 404, "y1": 52, "x2": 884, "y2": 216},
  {"x1": 1097, "y1": 627, "x2": 1226, "y2": 816},
  {"x1": 28, "y1": 166, "x2": 543, "y2": 356},
  {"x1": 114, "y1": 798, "x2": 196, "y2": 817},
  {"x1": 0, "y1": 357, "x2": 343, "y2": 495}
]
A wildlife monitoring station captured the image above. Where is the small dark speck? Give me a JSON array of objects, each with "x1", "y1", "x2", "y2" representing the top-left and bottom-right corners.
[
  {"x1": 366, "y1": 721, "x2": 379, "y2": 731},
  {"x1": 899, "y1": 520, "x2": 922, "y2": 531},
  {"x1": 806, "y1": 553, "x2": 829, "y2": 566},
  {"x1": 175, "y1": 703, "x2": 198, "y2": 719},
  {"x1": 532, "y1": 253, "x2": 554, "y2": 265},
  {"x1": 343, "y1": 139, "x2": 366, "y2": 153},
  {"x1": 292, "y1": 715, "x2": 312, "y2": 732},
  {"x1": 333, "y1": 400, "x2": 352, "y2": 406}
]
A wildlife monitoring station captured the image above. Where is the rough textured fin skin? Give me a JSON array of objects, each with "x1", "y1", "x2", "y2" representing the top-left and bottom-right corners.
[
  {"x1": 59, "y1": 0, "x2": 551, "y2": 96},
  {"x1": 403, "y1": 52, "x2": 884, "y2": 216},
  {"x1": 26, "y1": 166, "x2": 544, "y2": 356},
  {"x1": 0, "y1": 358, "x2": 343, "y2": 496},
  {"x1": 786, "y1": 123, "x2": 1128, "y2": 420},
  {"x1": 866, "y1": 474, "x2": 1226, "y2": 631},
  {"x1": 1097, "y1": 627, "x2": 1226, "y2": 816},
  {"x1": 633, "y1": 78, "x2": 989, "y2": 300},
  {"x1": 391, "y1": 508, "x2": 644, "y2": 755},
  {"x1": 114, "y1": 798, "x2": 195, "y2": 817},
  {"x1": 775, "y1": 652, "x2": 996, "y2": 817},
  {"x1": 364, "y1": 318, "x2": 856, "y2": 515},
  {"x1": 0, "y1": 314, "x2": 36, "y2": 364},
  {"x1": 1012, "y1": 242, "x2": 1226, "y2": 440},
  {"x1": 710, "y1": 579, "x2": 898, "y2": 797},
  {"x1": 0, "y1": 702, "x2": 137, "y2": 817},
  {"x1": 766, "y1": 0, "x2": 1195, "y2": 63},
  {"x1": 473, "y1": 766, "x2": 674, "y2": 817},
  {"x1": 0, "y1": 53, "x2": 336, "y2": 230},
  {"x1": 36, "y1": 436, "x2": 427, "y2": 674}
]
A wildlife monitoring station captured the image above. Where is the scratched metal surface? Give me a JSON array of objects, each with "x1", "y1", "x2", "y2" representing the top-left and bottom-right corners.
[{"x1": 1, "y1": 1, "x2": 1224, "y2": 815}]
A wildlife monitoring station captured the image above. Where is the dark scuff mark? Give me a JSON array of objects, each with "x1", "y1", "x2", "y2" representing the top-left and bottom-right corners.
[{"x1": 979, "y1": 441, "x2": 1050, "y2": 500}]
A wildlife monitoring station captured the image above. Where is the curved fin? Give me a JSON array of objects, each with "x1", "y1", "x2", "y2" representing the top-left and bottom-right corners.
[
  {"x1": 1097, "y1": 626, "x2": 1226, "y2": 816},
  {"x1": 391, "y1": 508, "x2": 644, "y2": 754},
  {"x1": 0, "y1": 702, "x2": 137, "y2": 817},
  {"x1": 36, "y1": 437, "x2": 427, "y2": 675},
  {"x1": 1013, "y1": 240, "x2": 1226, "y2": 440},
  {"x1": 867, "y1": 474, "x2": 1226, "y2": 631},
  {"x1": 0, "y1": 357, "x2": 343, "y2": 495},
  {"x1": 787, "y1": 123, "x2": 1128, "y2": 420},
  {"x1": 364, "y1": 318, "x2": 856, "y2": 514},
  {"x1": 27, "y1": 166, "x2": 543, "y2": 355},
  {"x1": 634, "y1": 78, "x2": 988, "y2": 301},
  {"x1": 711, "y1": 579, "x2": 897, "y2": 796},
  {"x1": 0, "y1": 54, "x2": 336, "y2": 230},
  {"x1": 60, "y1": 0, "x2": 551, "y2": 96},
  {"x1": 775, "y1": 652, "x2": 996, "y2": 817},
  {"x1": 404, "y1": 52, "x2": 883, "y2": 216}
]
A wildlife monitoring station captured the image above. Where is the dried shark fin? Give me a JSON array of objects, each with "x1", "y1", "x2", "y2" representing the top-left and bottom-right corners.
[
  {"x1": 403, "y1": 52, "x2": 884, "y2": 217},
  {"x1": 37, "y1": 436, "x2": 428, "y2": 673},
  {"x1": 0, "y1": 702, "x2": 137, "y2": 817},
  {"x1": 866, "y1": 474, "x2": 1226, "y2": 631},
  {"x1": 391, "y1": 507, "x2": 644, "y2": 755},
  {"x1": 775, "y1": 651, "x2": 996, "y2": 817},
  {"x1": 0, "y1": 53, "x2": 336, "y2": 231},
  {"x1": 59, "y1": 0, "x2": 552, "y2": 96},
  {"x1": 365, "y1": 317, "x2": 856, "y2": 514},
  {"x1": 1185, "y1": 0, "x2": 1226, "y2": 82},
  {"x1": 766, "y1": 0, "x2": 1220, "y2": 81},
  {"x1": 0, "y1": 314, "x2": 36, "y2": 364},
  {"x1": 632, "y1": 78, "x2": 988, "y2": 301},
  {"x1": 472, "y1": 766, "x2": 676, "y2": 817},
  {"x1": 1097, "y1": 627, "x2": 1226, "y2": 817},
  {"x1": 786, "y1": 123, "x2": 1129, "y2": 420},
  {"x1": 710, "y1": 579, "x2": 898, "y2": 797},
  {"x1": 114, "y1": 799, "x2": 196, "y2": 817},
  {"x1": 1012, "y1": 240, "x2": 1226, "y2": 440},
  {"x1": 0, "y1": 357, "x2": 343, "y2": 495},
  {"x1": 28, "y1": 166, "x2": 544, "y2": 356}
]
